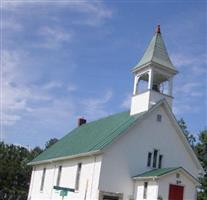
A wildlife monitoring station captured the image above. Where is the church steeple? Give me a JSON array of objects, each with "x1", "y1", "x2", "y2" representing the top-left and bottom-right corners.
[
  {"x1": 130, "y1": 25, "x2": 178, "y2": 115},
  {"x1": 133, "y1": 25, "x2": 175, "y2": 71}
]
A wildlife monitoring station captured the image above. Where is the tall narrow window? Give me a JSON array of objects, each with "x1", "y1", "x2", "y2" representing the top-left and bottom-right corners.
[
  {"x1": 147, "y1": 152, "x2": 152, "y2": 167},
  {"x1": 56, "y1": 166, "x2": 62, "y2": 186},
  {"x1": 158, "y1": 155, "x2": 163, "y2": 169},
  {"x1": 40, "y1": 168, "x2": 46, "y2": 191},
  {"x1": 153, "y1": 149, "x2": 158, "y2": 168},
  {"x1": 143, "y1": 182, "x2": 148, "y2": 199},
  {"x1": 75, "y1": 163, "x2": 82, "y2": 190}
]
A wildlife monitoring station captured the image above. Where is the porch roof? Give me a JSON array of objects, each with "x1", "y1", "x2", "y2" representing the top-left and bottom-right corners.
[
  {"x1": 133, "y1": 167, "x2": 199, "y2": 184},
  {"x1": 133, "y1": 167, "x2": 180, "y2": 178}
]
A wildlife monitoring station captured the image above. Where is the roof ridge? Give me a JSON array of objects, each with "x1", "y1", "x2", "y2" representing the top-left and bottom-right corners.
[{"x1": 151, "y1": 32, "x2": 159, "y2": 61}]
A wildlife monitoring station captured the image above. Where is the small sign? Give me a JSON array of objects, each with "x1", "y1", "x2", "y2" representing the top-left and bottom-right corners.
[
  {"x1": 60, "y1": 190, "x2": 68, "y2": 197},
  {"x1": 53, "y1": 186, "x2": 75, "y2": 192}
]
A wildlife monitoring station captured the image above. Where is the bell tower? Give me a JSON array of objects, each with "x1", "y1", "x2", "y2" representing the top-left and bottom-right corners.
[{"x1": 130, "y1": 25, "x2": 178, "y2": 115}]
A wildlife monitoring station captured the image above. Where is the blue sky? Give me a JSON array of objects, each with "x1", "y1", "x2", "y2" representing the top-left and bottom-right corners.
[{"x1": 2, "y1": 1, "x2": 207, "y2": 148}]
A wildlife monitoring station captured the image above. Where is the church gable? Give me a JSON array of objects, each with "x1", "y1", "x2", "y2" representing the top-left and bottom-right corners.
[{"x1": 98, "y1": 101, "x2": 202, "y2": 199}]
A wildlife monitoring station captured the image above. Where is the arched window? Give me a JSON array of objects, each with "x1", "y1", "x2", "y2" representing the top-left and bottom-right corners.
[{"x1": 136, "y1": 73, "x2": 149, "y2": 94}]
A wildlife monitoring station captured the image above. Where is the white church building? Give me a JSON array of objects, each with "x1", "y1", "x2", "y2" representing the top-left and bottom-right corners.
[{"x1": 28, "y1": 26, "x2": 204, "y2": 200}]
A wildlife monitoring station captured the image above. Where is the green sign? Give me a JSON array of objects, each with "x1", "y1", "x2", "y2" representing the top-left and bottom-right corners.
[
  {"x1": 60, "y1": 190, "x2": 68, "y2": 197},
  {"x1": 53, "y1": 186, "x2": 75, "y2": 192}
]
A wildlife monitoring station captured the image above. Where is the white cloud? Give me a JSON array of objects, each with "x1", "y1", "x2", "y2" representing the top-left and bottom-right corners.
[
  {"x1": 2, "y1": 1, "x2": 113, "y2": 26},
  {"x1": 171, "y1": 53, "x2": 206, "y2": 71},
  {"x1": 67, "y1": 84, "x2": 77, "y2": 92},
  {"x1": 1, "y1": 18, "x2": 23, "y2": 32},
  {"x1": 1, "y1": 50, "x2": 70, "y2": 127},
  {"x1": 175, "y1": 82, "x2": 201, "y2": 95},
  {"x1": 37, "y1": 26, "x2": 72, "y2": 49},
  {"x1": 42, "y1": 81, "x2": 62, "y2": 90},
  {"x1": 173, "y1": 101, "x2": 200, "y2": 115},
  {"x1": 121, "y1": 94, "x2": 131, "y2": 109},
  {"x1": 80, "y1": 90, "x2": 113, "y2": 119}
]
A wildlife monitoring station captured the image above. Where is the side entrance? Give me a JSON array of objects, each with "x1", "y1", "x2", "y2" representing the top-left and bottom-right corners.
[
  {"x1": 99, "y1": 191, "x2": 123, "y2": 200},
  {"x1": 168, "y1": 184, "x2": 184, "y2": 200}
]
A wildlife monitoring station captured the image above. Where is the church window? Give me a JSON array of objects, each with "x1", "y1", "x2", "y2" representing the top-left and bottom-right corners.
[
  {"x1": 75, "y1": 163, "x2": 82, "y2": 190},
  {"x1": 158, "y1": 155, "x2": 163, "y2": 168},
  {"x1": 153, "y1": 149, "x2": 158, "y2": 168},
  {"x1": 40, "y1": 168, "x2": 46, "y2": 191},
  {"x1": 56, "y1": 166, "x2": 62, "y2": 186},
  {"x1": 147, "y1": 152, "x2": 152, "y2": 167},
  {"x1": 143, "y1": 182, "x2": 148, "y2": 199},
  {"x1": 157, "y1": 114, "x2": 162, "y2": 122}
]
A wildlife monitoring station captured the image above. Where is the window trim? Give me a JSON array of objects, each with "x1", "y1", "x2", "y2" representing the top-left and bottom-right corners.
[
  {"x1": 157, "y1": 114, "x2": 162, "y2": 122},
  {"x1": 152, "y1": 149, "x2": 158, "y2": 168},
  {"x1": 147, "y1": 152, "x2": 152, "y2": 167},
  {"x1": 56, "y1": 165, "x2": 62, "y2": 186},
  {"x1": 75, "y1": 163, "x2": 82, "y2": 191},
  {"x1": 40, "y1": 168, "x2": 46, "y2": 191},
  {"x1": 143, "y1": 182, "x2": 148, "y2": 199},
  {"x1": 158, "y1": 155, "x2": 163, "y2": 169}
]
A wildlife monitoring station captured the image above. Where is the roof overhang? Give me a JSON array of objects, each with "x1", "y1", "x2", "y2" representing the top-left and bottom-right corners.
[
  {"x1": 132, "y1": 61, "x2": 178, "y2": 75},
  {"x1": 28, "y1": 150, "x2": 102, "y2": 166},
  {"x1": 133, "y1": 167, "x2": 200, "y2": 185}
]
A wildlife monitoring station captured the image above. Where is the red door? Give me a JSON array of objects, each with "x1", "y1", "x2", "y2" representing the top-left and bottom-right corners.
[{"x1": 168, "y1": 184, "x2": 184, "y2": 200}]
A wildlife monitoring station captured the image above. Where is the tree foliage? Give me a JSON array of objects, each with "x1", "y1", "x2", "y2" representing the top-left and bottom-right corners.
[
  {"x1": 178, "y1": 118, "x2": 196, "y2": 147},
  {"x1": 195, "y1": 129, "x2": 207, "y2": 200},
  {"x1": 0, "y1": 138, "x2": 58, "y2": 200},
  {"x1": 178, "y1": 118, "x2": 207, "y2": 199}
]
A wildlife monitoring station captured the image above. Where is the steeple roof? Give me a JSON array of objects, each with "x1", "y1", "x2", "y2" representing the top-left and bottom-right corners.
[{"x1": 133, "y1": 25, "x2": 175, "y2": 71}]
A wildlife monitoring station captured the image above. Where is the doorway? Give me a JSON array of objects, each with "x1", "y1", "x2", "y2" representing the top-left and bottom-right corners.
[
  {"x1": 168, "y1": 184, "x2": 184, "y2": 200},
  {"x1": 103, "y1": 196, "x2": 119, "y2": 200}
]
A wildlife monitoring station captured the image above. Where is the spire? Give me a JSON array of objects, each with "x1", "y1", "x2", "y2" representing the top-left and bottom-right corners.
[
  {"x1": 133, "y1": 25, "x2": 175, "y2": 71},
  {"x1": 156, "y1": 25, "x2": 161, "y2": 33}
]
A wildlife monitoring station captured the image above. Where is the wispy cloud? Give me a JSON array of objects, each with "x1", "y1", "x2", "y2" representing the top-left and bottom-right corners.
[
  {"x1": 37, "y1": 26, "x2": 72, "y2": 49},
  {"x1": 80, "y1": 90, "x2": 113, "y2": 119},
  {"x1": 67, "y1": 84, "x2": 77, "y2": 92},
  {"x1": 42, "y1": 81, "x2": 62, "y2": 90},
  {"x1": 2, "y1": 1, "x2": 113, "y2": 26},
  {"x1": 121, "y1": 94, "x2": 131, "y2": 109}
]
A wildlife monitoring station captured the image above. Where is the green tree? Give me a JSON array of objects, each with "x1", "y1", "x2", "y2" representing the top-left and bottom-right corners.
[
  {"x1": 178, "y1": 118, "x2": 196, "y2": 147},
  {"x1": 195, "y1": 129, "x2": 207, "y2": 200},
  {"x1": 0, "y1": 143, "x2": 44, "y2": 200},
  {"x1": 45, "y1": 138, "x2": 58, "y2": 149}
]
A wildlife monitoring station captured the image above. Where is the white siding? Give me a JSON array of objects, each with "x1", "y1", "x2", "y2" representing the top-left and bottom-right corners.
[
  {"x1": 28, "y1": 155, "x2": 102, "y2": 200},
  {"x1": 99, "y1": 105, "x2": 199, "y2": 200},
  {"x1": 135, "y1": 181, "x2": 158, "y2": 200},
  {"x1": 158, "y1": 172, "x2": 197, "y2": 200}
]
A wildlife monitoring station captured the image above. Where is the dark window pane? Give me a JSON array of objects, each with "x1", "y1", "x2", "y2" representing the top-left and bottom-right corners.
[
  {"x1": 143, "y1": 182, "x2": 148, "y2": 199},
  {"x1": 153, "y1": 149, "x2": 158, "y2": 168},
  {"x1": 158, "y1": 155, "x2": 163, "y2": 169},
  {"x1": 40, "y1": 168, "x2": 46, "y2": 191},
  {"x1": 147, "y1": 152, "x2": 152, "y2": 167},
  {"x1": 75, "y1": 163, "x2": 82, "y2": 190},
  {"x1": 157, "y1": 114, "x2": 162, "y2": 122},
  {"x1": 56, "y1": 166, "x2": 62, "y2": 186}
]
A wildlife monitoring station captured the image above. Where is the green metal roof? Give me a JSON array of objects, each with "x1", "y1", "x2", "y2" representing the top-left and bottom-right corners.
[
  {"x1": 133, "y1": 167, "x2": 180, "y2": 178},
  {"x1": 133, "y1": 31, "x2": 175, "y2": 71},
  {"x1": 30, "y1": 111, "x2": 145, "y2": 164}
]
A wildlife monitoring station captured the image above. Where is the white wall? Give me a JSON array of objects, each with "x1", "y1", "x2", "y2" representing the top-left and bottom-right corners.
[
  {"x1": 130, "y1": 91, "x2": 150, "y2": 115},
  {"x1": 149, "y1": 90, "x2": 172, "y2": 108},
  {"x1": 158, "y1": 172, "x2": 197, "y2": 200},
  {"x1": 28, "y1": 155, "x2": 102, "y2": 200},
  {"x1": 99, "y1": 104, "x2": 200, "y2": 200},
  {"x1": 134, "y1": 180, "x2": 158, "y2": 200}
]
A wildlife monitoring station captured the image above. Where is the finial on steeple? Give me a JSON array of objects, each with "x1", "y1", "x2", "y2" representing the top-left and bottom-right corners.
[{"x1": 156, "y1": 25, "x2": 161, "y2": 33}]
